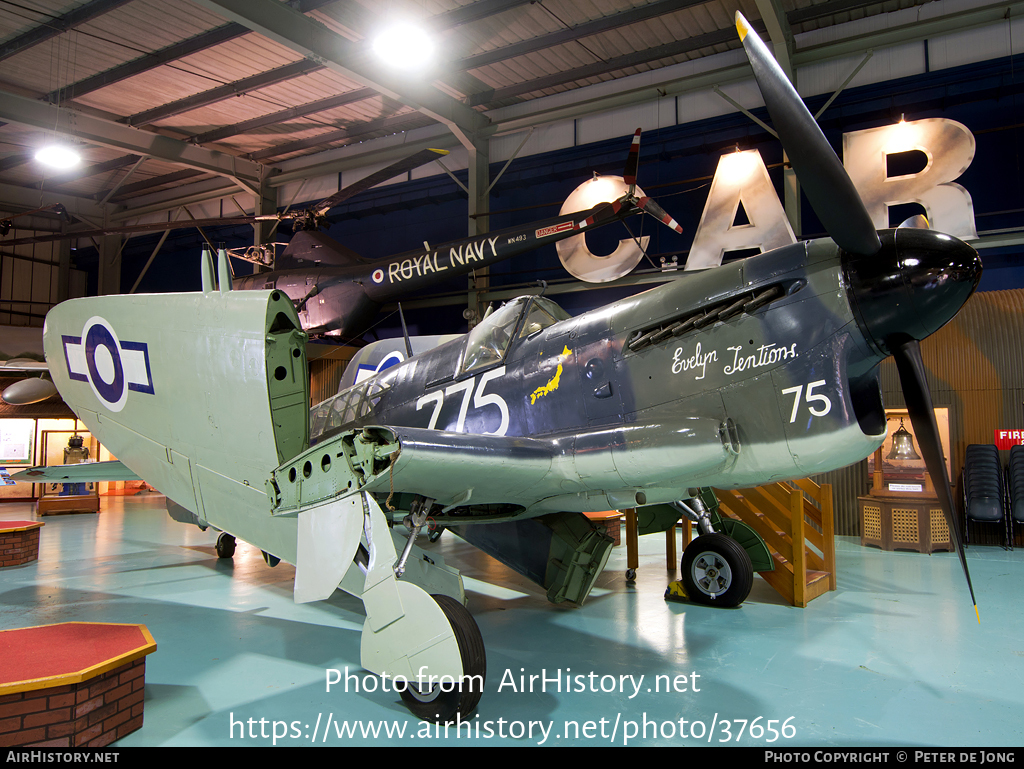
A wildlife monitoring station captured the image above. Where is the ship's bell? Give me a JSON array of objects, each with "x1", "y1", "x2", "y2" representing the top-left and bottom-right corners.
[{"x1": 887, "y1": 418, "x2": 921, "y2": 461}]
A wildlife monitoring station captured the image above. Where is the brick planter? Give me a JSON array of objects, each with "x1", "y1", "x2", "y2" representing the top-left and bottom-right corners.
[
  {"x1": 0, "y1": 521, "x2": 43, "y2": 567},
  {"x1": 584, "y1": 511, "x2": 622, "y2": 546},
  {"x1": 0, "y1": 623, "x2": 157, "y2": 747}
]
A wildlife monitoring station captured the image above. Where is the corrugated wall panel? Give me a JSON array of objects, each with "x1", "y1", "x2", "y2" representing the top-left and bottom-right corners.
[
  {"x1": 828, "y1": 289, "x2": 1024, "y2": 536},
  {"x1": 813, "y1": 464, "x2": 870, "y2": 536},
  {"x1": 309, "y1": 353, "x2": 355, "y2": 407}
]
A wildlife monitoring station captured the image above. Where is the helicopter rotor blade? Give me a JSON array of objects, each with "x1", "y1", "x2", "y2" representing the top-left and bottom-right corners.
[
  {"x1": 316, "y1": 148, "x2": 450, "y2": 222},
  {"x1": 1, "y1": 149, "x2": 451, "y2": 246},
  {"x1": 637, "y1": 196, "x2": 683, "y2": 234},
  {"x1": 623, "y1": 128, "x2": 641, "y2": 191},
  {"x1": 576, "y1": 199, "x2": 625, "y2": 230}
]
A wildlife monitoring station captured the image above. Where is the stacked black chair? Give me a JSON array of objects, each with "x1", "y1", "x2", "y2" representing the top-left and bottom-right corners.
[
  {"x1": 962, "y1": 444, "x2": 1008, "y2": 549},
  {"x1": 1006, "y1": 445, "x2": 1024, "y2": 550}
]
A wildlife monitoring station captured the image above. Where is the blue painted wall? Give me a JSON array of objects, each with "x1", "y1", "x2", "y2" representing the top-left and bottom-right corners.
[{"x1": 86, "y1": 52, "x2": 1024, "y2": 341}]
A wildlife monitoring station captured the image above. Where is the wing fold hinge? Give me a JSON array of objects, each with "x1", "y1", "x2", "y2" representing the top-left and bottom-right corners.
[{"x1": 267, "y1": 426, "x2": 400, "y2": 517}]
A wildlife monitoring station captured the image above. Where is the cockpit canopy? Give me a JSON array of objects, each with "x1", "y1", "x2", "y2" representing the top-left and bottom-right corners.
[{"x1": 459, "y1": 295, "x2": 570, "y2": 376}]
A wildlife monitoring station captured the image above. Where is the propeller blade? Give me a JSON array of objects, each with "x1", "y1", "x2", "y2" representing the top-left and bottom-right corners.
[
  {"x1": 637, "y1": 196, "x2": 683, "y2": 234},
  {"x1": 316, "y1": 148, "x2": 449, "y2": 219},
  {"x1": 623, "y1": 128, "x2": 642, "y2": 189},
  {"x1": 891, "y1": 337, "x2": 979, "y2": 621},
  {"x1": 735, "y1": 12, "x2": 881, "y2": 257}
]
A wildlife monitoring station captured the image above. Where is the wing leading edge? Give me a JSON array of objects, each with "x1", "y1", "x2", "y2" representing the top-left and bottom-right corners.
[{"x1": 11, "y1": 460, "x2": 140, "y2": 483}]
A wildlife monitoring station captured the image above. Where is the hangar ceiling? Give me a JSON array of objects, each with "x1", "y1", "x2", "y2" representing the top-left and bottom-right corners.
[
  {"x1": 0, "y1": 0, "x2": 1021, "y2": 331},
  {"x1": 2, "y1": 0, "x2": 1010, "y2": 232}
]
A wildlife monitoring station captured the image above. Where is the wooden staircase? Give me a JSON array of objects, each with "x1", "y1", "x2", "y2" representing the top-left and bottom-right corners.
[{"x1": 713, "y1": 479, "x2": 836, "y2": 607}]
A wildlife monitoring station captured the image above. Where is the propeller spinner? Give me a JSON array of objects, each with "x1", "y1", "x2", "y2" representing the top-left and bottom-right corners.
[{"x1": 735, "y1": 12, "x2": 982, "y2": 618}]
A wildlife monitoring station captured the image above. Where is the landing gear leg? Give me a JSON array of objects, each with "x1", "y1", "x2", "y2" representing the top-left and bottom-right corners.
[{"x1": 293, "y1": 492, "x2": 487, "y2": 722}]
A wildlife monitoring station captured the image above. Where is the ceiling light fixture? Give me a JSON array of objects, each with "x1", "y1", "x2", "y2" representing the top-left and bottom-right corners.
[
  {"x1": 372, "y1": 23, "x2": 434, "y2": 70},
  {"x1": 35, "y1": 144, "x2": 81, "y2": 170}
]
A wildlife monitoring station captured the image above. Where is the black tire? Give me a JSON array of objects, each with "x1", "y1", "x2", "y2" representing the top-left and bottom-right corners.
[
  {"x1": 262, "y1": 551, "x2": 280, "y2": 567},
  {"x1": 215, "y1": 532, "x2": 235, "y2": 559},
  {"x1": 680, "y1": 533, "x2": 753, "y2": 607},
  {"x1": 399, "y1": 594, "x2": 486, "y2": 723}
]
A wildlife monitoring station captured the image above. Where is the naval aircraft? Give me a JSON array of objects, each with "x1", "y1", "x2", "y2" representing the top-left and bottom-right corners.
[{"x1": 18, "y1": 14, "x2": 981, "y2": 723}]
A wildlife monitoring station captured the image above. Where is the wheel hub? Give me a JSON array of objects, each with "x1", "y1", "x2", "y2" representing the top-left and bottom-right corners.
[
  {"x1": 693, "y1": 553, "x2": 732, "y2": 597},
  {"x1": 406, "y1": 683, "x2": 442, "y2": 704}
]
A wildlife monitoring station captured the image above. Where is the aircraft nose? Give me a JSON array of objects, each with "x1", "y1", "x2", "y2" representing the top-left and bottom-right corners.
[{"x1": 844, "y1": 228, "x2": 981, "y2": 357}]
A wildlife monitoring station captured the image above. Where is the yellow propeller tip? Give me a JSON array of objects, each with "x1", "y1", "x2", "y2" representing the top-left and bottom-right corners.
[
  {"x1": 428, "y1": 148, "x2": 450, "y2": 156},
  {"x1": 735, "y1": 11, "x2": 750, "y2": 41},
  {"x1": 975, "y1": 605, "x2": 981, "y2": 624}
]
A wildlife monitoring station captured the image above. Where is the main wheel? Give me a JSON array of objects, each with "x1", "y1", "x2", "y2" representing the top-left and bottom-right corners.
[
  {"x1": 399, "y1": 594, "x2": 486, "y2": 723},
  {"x1": 215, "y1": 532, "x2": 235, "y2": 559},
  {"x1": 680, "y1": 533, "x2": 753, "y2": 607}
]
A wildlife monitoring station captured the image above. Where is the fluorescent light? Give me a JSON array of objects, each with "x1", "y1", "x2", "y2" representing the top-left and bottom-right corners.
[
  {"x1": 372, "y1": 23, "x2": 434, "y2": 70},
  {"x1": 35, "y1": 144, "x2": 81, "y2": 170}
]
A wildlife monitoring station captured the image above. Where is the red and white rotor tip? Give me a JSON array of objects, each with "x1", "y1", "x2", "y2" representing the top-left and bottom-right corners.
[{"x1": 638, "y1": 196, "x2": 683, "y2": 234}]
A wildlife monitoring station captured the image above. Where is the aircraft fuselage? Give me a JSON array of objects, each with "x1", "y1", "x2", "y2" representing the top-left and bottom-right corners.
[{"x1": 309, "y1": 227, "x2": 978, "y2": 517}]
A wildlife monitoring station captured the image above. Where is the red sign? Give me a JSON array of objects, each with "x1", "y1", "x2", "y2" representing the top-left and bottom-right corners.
[
  {"x1": 535, "y1": 222, "x2": 574, "y2": 238},
  {"x1": 994, "y1": 430, "x2": 1024, "y2": 450}
]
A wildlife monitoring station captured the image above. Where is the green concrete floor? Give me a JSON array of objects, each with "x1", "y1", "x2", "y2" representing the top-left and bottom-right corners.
[{"x1": 1, "y1": 495, "x2": 1022, "y2": 747}]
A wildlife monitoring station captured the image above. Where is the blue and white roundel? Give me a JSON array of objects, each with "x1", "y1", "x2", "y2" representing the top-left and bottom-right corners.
[
  {"x1": 61, "y1": 316, "x2": 154, "y2": 413},
  {"x1": 371, "y1": 268, "x2": 385, "y2": 284}
]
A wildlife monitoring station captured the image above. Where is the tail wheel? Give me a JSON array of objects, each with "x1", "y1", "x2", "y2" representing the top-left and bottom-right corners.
[
  {"x1": 215, "y1": 532, "x2": 235, "y2": 559},
  {"x1": 680, "y1": 533, "x2": 753, "y2": 608},
  {"x1": 399, "y1": 594, "x2": 486, "y2": 723}
]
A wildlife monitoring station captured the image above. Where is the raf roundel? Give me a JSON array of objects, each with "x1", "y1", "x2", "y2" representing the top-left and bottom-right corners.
[
  {"x1": 61, "y1": 316, "x2": 154, "y2": 413},
  {"x1": 372, "y1": 268, "x2": 385, "y2": 284}
]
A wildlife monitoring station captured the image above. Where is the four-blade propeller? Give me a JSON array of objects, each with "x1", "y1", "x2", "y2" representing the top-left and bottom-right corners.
[{"x1": 736, "y1": 11, "x2": 980, "y2": 619}]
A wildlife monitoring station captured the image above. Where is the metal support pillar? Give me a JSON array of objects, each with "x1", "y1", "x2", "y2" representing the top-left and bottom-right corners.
[
  {"x1": 254, "y1": 178, "x2": 277, "y2": 272},
  {"x1": 466, "y1": 133, "x2": 490, "y2": 327},
  {"x1": 57, "y1": 239, "x2": 71, "y2": 302},
  {"x1": 755, "y1": 0, "x2": 801, "y2": 237},
  {"x1": 98, "y1": 234, "x2": 122, "y2": 296}
]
